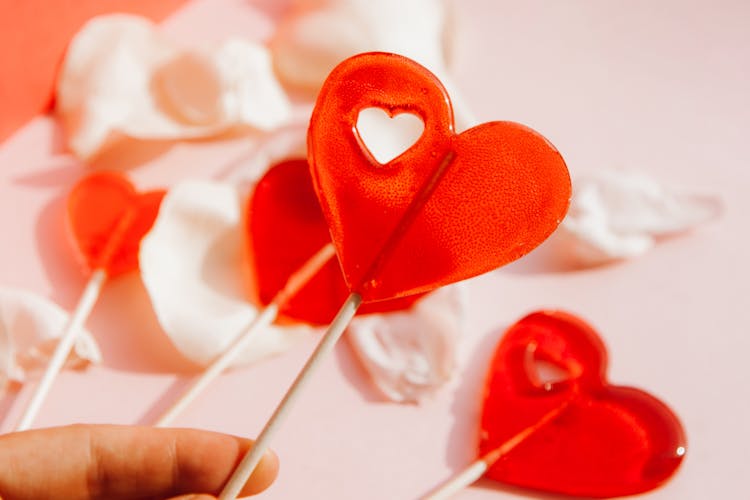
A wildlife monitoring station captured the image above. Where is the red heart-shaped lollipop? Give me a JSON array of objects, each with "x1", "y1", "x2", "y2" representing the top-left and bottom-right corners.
[
  {"x1": 249, "y1": 158, "x2": 423, "y2": 325},
  {"x1": 480, "y1": 311, "x2": 686, "y2": 497},
  {"x1": 67, "y1": 171, "x2": 165, "y2": 277},
  {"x1": 308, "y1": 52, "x2": 571, "y2": 301}
]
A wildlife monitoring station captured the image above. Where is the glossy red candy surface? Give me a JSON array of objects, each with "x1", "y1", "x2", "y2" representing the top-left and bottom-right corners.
[
  {"x1": 308, "y1": 52, "x2": 571, "y2": 302},
  {"x1": 480, "y1": 311, "x2": 686, "y2": 497},
  {"x1": 67, "y1": 171, "x2": 165, "y2": 277},
  {"x1": 248, "y1": 158, "x2": 422, "y2": 325}
]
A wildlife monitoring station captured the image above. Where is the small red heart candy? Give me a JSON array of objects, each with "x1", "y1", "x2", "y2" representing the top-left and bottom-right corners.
[
  {"x1": 248, "y1": 158, "x2": 422, "y2": 325},
  {"x1": 480, "y1": 311, "x2": 686, "y2": 497},
  {"x1": 67, "y1": 171, "x2": 165, "y2": 277},
  {"x1": 308, "y1": 52, "x2": 571, "y2": 302}
]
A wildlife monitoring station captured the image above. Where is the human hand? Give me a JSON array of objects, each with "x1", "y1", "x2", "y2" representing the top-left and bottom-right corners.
[{"x1": 0, "y1": 424, "x2": 278, "y2": 500}]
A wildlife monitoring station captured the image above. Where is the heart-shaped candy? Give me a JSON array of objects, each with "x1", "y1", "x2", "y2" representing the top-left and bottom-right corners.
[
  {"x1": 67, "y1": 171, "x2": 165, "y2": 277},
  {"x1": 248, "y1": 158, "x2": 422, "y2": 325},
  {"x1": 480, "y1": 311, "x2": 686, "y2": 497},
  {"x1": 308, "y1": 52, "x2": 571, "y2": 301}
]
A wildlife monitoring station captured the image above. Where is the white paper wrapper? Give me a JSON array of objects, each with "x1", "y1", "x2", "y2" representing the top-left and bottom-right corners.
[
  {"x1": 139, "y1": 180, "x2": 312, "y2": 367},
  {"x1": 57, "y1": 14, "x2": 291, "y2": 159},
  {"x1": 556, "y1": 170, "x2": 722, "y2": 265},
  {"x1": 347, "y1": 285, "x2": 465, "y2": 403},
  {"x1": 0, "y1": 287, "x2": 101, "y2": 391},
  {"x1": 272, "y1": 0, "x2": 476, "y2": 129}
]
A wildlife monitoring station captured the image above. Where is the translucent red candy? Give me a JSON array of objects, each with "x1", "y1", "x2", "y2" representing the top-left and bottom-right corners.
[
  {"x1": 480, "y1": 311, "x2": 686, "y2": 497},
  {"x1": 67, "y1": 171, "x2": 165, "y2": 277},
  {"x1": 248, "y1": 158, "x2": 422, "y2": 325},
  {"x1": 308, "y1": 52, "x2": 571, "y2": 302}
]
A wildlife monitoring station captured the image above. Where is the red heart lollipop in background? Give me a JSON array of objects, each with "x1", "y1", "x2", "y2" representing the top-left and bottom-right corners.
[
  {"x1": 479, "y1": 311, "x2": 686, "y2": 497},
  {"x1": 308, "y1": 52, "x2": 572, "y2": 302},
  {"x1": 67, "y1": 171, "x2": 165, "y2": 277},
  {"x1": 15, "y1": 170, "x2": 166, "y2": 432},
  {"x1": 248, "y1": 158, "x2": 423, "y2": 325}
]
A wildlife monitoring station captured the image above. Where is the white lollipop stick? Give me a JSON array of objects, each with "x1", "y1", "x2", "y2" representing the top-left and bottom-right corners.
[
  {"x1": 423, "y1": 459, "x2": 489, "y2": 500},
  {"x1": 220, "y1": 150, "x2": 457, "y2": 499},
  {"x1": 14, "y1": 269, "x2": 107, "y2": 431},
  {"x1": 154, "y1": 303, "x2": 278, "y2": 428},
  {"x1": 154, "y1": 243, "x2": 336, "y2": 427},
  {"x1": 219, "y1": 292, "x2": 362, "y2": 500},
  {"x1": 14, "y1": 204, "x2": 139, "y2": 432},
  {"x1": 422, "y1": 402, "x2": 570, "y2": 500}
]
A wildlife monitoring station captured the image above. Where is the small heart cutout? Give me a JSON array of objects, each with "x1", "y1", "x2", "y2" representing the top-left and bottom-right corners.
[
  {"x1": 356, "y1": 107, "x2": 424, "y2": 164},
  {"x1": 248, "y1": 159, "x2": 423, "y2": 325},
  {"x1": 309, "y1": 53, "x2": 572, "y2": 301},
  {"x1": 67, "y1": 171, "x2": 165, "y2": 277},
  {"x1": 480, "y1": 311, "x2": 686, "y2": 497}
]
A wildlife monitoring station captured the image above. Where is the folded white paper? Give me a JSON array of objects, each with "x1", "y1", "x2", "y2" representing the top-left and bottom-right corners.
[
  {"x1": 347, "y1": 285, "x2": 465, "y2": 403},
  {"x1": 556, "y1": 170, "x2": 721, "y2": 264},
  {"x1": 139, "y1": 180, "x2": 311, "y2": 367},
  {"x1": 0, "y1": 287, "x2": 101, "y2": 392},
  {"x1": 57, "y1": 14, "x2": 291, "y2": 159},
  {"x1": 272, "y1": 0, "x2": 476, "y2": 129}
]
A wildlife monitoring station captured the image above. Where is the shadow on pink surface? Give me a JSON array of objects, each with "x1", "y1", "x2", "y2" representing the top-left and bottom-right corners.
[
  {"x1": 133, "y1": 376, "x2": 195, "y2": 425},
  {"x1": 500, "y1": 238, "x2": 606, "y2": 276},
  {"x1": 470, "y1": 477, "x2": 576, "y2": 500},
  {"x1": 87, "y1": 139, "x2": 176, "y2": 172},
  {"x1": 85, "y1": 274, "x2": 201, "y2": 374},
  {"x1": 333, "y1": 338, "x2": 387, "y2": 404},
  {"x1": 445, "y1": 325, "x2": 503, "y2": 469}
]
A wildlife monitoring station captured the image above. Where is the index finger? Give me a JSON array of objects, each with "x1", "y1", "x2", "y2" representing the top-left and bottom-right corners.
[{"x1": 0, "y1": 424, "x2": 278, "y2": 500}]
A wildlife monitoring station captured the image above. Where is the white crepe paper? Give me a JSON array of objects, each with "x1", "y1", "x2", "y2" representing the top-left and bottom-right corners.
[
  {"x1": 347, "y1": 285, "x2": 465, "y2": 403},
  {"x1": 57, "y1": 14, "x2": 291, "y2": 159},
  {"x1": 556, "y1": 170, "x2": 722, "y2": 265},
  {"x1": 272, "y1": 0, "x2": 476, "y2": 130},
  {"x1": 0, "y1": 287, "x2": 101, "y2": 391},
  {"x1": 139, "y1": 180, "x2": 312, "y2": 367}
]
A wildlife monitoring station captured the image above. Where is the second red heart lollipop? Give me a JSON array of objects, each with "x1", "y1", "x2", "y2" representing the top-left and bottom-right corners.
[
  {"x1": 14, "y1": 171, "x2": 165, "y2": 431},
  {"x1": 67, "y1": 170, "x2": 165, "y2": 277},
  {"x1": 426, "y1": 310, "x2": 686, "y2": 499},
  {"x1": 248, "y1": 158, "x2": 422, "y2": 325}
]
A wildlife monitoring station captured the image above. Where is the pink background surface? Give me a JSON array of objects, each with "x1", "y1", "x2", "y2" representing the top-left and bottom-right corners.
[{"x1": 1, "y1": 1, "x2": 748, "y2": 498}]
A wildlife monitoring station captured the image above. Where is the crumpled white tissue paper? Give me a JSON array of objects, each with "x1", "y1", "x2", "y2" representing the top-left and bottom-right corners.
[
  {"x1": 272, "y1": 0, "x2": 476, "y2": 129},
  {"x1": 556, "y1": 169, "x2": 722, "y2": 265},
  {"x1": 57, "y1": 14, "x2": 291, "y2": 159},
  {"x1": 139, "y1": 180, "x2": 312, "y2": 367},
  {"x1": 347, "y1": 285, "x2": 465, "y2": 403},
  {"x1": 0, "y1": 287, "x2": 101, "y2": 392}
]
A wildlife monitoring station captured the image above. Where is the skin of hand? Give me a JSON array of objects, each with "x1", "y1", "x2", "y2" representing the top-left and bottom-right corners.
[{"x1": 0, "y1": 424, "x2": 279, "y2": 500}]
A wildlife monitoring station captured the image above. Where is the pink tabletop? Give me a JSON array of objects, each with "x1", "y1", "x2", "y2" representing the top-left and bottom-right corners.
[{"x1": 0, "y1": 1, "x2": 748, "y2": 499}]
